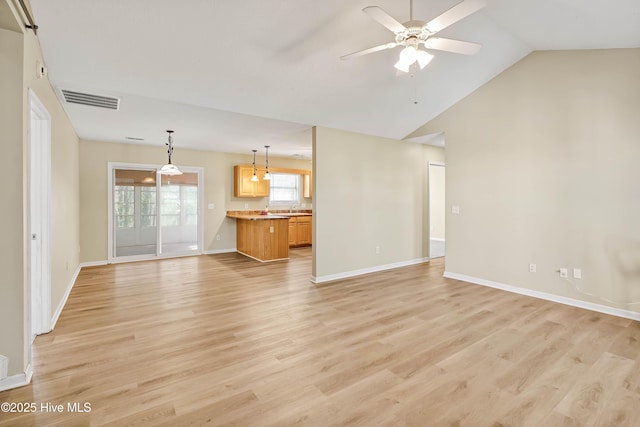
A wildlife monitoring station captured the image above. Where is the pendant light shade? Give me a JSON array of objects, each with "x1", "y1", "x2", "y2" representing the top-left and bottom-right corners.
[
  {"x1": 251, "y1": 149, "x2": 259, "y2": 182},
  {"x1": 263, "y1": 145, "x2": 271, "y2": 180},
  {"x1": 159, "y1": 130, "x2": 182, "y2": 175},
  {"x1": 394, "y1": 45, "x2": 434, "y2": 72}
]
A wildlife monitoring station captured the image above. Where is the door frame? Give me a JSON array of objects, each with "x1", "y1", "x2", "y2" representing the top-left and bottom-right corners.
[
  {"x1": 107, "y1": 162, "x2": 204, "y2": 263},
  {"x1": 28, "y1": 89, "x2": 52, "y2": 339}
]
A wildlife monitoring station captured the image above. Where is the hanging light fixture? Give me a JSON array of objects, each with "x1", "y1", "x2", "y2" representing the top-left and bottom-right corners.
[
  {"x1": 394, "y1": 41, "x2": 434, "y2": 73},
  {"x1": 263, "y1": 145, "x2": 271, "y2": 180},
  {"x1": 251, "y1": 149, "x2": 259, "y2": 182},
  {"x1": 159, "y1": 130, "x2": 183, "y2": 175}
]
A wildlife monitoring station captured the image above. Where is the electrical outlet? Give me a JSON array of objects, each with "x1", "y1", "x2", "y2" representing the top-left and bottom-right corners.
[
  {"x1": 208, "y1": 203, "x2": 215, "y2": 210},
  {"x1": 216, "y1": 234, "x2": 221, "y2": 241},
  {"x1": 244, "y1": 203, "x2": 249, "y2": 209},
  {"x1": 269, "y1": 226, "x2": 274, "y2": 233},
  {"x1": 375, "y1": 246, "x2": 380, "y2": 254},
  {"x1": 529, "y1": 263, "x2": 536, "y2": 273},
  {"x1": 573, "y1": 268, "x2": 582, "y2": 279},
  {"x1": 451, "y1": 205, "x2": 460, "y2": 214},
  {"x1": 559, "y1": 268, "x2": 568, "y2": 278}
]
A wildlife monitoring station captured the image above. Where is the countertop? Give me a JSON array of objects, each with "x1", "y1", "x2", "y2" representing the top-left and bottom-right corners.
[{"x1": 226, "y1": 210, "x2": 312, "y2": 220}]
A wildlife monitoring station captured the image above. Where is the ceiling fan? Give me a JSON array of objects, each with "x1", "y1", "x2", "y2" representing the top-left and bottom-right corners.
[{"x1": 341, "y1": 0, "x2": 486, "y2": 72}]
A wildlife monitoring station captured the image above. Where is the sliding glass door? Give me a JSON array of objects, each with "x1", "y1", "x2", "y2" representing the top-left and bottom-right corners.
[
  {"x1": 159, "y1": 172, "x2": 199, "y2": 254},
  {"x1": 109, "y1": 163, "x2": 203, "y2": 262}
]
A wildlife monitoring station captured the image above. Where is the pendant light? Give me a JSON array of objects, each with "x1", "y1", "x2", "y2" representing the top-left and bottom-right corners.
[
  {"x1": 251, "y1": 149, "x2": 259, "y2": 182},
  {"x1": 159, "y1": 130, "x2": 182, "y2": 175},
  {"x1": 263, "y1": 145, "x2": 271, "y2": 180}
]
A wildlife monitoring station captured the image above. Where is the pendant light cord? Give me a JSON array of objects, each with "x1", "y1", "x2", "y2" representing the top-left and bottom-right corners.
[{"x1": 166, "y1": 130, "x2": 174, "y2": 164}]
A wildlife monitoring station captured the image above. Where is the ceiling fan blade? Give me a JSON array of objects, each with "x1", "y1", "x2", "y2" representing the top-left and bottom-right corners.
[
  {"x1": 423, "y1": 37, "x2": 482, "y2": 55},
  {"x1": 363, "y1": 6, "x2": 407, "y2": 34},
  {"x1": 424, "y1": 0, "x2": 487, "y2": 34},
  {"x1": 340, "y1": 42, "x2": 399, "y2": 60}
]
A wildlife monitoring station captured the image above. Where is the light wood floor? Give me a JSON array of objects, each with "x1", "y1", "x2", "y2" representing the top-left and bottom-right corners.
[{"x1": 2, "y1": 248, "x2": 640, "y2": 426}]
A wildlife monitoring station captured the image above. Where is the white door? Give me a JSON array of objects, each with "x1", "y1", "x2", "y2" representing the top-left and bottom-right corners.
[{"x1": 28, "y1": 89, "x2": 52, "y2": 340}]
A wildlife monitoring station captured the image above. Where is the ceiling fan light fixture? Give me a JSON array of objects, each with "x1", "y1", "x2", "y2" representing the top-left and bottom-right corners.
[
  {"x1": 416, "y1": 50, "x2": 434, "y2": 69},
  {"x1": 399, "y1": 45, "x2": 419, "y2": 63},
  {"x1": 394, "y1": 59, "x2": 411, "y2": 73}
]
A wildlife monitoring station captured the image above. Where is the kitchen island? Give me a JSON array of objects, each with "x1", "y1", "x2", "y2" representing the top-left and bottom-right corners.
[{"x1": 226, "y1": 212, "x2": 290, "y2": 262}]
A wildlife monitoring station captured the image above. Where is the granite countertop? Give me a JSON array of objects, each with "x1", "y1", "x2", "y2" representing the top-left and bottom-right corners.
[{"x1": 226, "y1": 210, "x2": 312, "y2": 220}]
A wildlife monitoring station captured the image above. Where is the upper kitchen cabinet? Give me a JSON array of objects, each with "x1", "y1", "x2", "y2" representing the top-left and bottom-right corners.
[
  {"x1": 303, "y1": 173, "x2": 312, "y2": 198},
  {"x1": 234, "y1": 165, "x2": 270, "y2": 198}
]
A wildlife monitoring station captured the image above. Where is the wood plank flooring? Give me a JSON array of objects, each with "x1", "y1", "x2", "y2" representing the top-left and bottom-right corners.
[{"x1": 1, "y1": 248, "x2": 640, "y2": 426}]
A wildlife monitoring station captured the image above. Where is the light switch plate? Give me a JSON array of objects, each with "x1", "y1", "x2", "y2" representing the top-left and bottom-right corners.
[{"x1": 451, "y1": 205, "x2": 460, "y2": 214}]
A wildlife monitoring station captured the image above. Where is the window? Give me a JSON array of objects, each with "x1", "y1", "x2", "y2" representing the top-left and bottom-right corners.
[
  {"x1": 160, "y1": 185, "x2": 198, "y2": 226},
  {"x1": 269, "y1": 173, "x2": 300, "y2": 203},
  {"x1": 140, "y1": 187, "x2": 156, "y2": 227},
  {"x1": 114, "y1": 185, "x2": 135, "y2": 228}
]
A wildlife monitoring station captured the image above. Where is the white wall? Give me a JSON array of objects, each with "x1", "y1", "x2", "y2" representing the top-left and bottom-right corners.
[{"x1": 416, "y1": 48, "x2": 640, "y2": 312}]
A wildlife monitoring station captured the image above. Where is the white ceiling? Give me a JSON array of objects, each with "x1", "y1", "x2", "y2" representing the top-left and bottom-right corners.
[{"x1": 31, "y1": 0, "x2": 640, "y2": 158}]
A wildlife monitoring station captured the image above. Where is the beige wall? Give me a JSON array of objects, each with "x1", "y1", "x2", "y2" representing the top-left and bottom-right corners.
[
  {"x1": 79, "y1": 140, "x2": 312, "y2": 263},
  {"x1": 23, "y1": 28, "x2": 81, "y2": 329},
  {"x1": 417, "y1": 49, "x2": 640, "y2": 311},
  {"x1": 0, "y1": 25, "x2": 26, "y2": 378},
  {"x1": 0, "y1": 3, "x2": 80, "y2": 378},
  {"x1": 313, "y1": 126, "x2": 444, "y2": 281}
]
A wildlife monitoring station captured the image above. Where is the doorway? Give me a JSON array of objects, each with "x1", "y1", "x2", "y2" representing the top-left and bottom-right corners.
[
  {"x1": 108, "y1": 163, "x2": 203, "y2": 263},
  {"x1": 28, "y1": 89, "x2": 52, "y2": 340},
  {"x1": 428, "y1": 162, "x2": 445, "y2": 259}
]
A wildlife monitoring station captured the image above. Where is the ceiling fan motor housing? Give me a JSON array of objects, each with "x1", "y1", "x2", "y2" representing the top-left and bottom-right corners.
[{"x1": 395, "y1": 21, "x2": 432, "y2": 46}]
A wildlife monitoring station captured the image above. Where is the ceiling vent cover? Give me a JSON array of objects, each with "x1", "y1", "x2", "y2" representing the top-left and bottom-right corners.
[{"x1": 61, "y1": 89, "x2": 119, "y2": 110}]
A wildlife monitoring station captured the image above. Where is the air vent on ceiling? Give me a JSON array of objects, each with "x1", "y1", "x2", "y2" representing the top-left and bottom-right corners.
[{"x1": 61, "y1": 89, "x2": 120, "y2": 110}]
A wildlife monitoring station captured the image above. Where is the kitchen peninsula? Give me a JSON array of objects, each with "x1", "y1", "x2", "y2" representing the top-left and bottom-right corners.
[
  {"x1": 226, "y1": 211, "x2": 312, "y2": 262},
  {"x1": 226, "y1": 212, "x2": 289, "y2": 262}
]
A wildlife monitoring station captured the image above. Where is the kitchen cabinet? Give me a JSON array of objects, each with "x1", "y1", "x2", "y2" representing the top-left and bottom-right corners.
[
  {"x1": 303, "y1": 173, "x2": 312, "y2": 198},
  {"x1": 289, "y1": 215, "x2": 312, "y2": 247},
  {"x1": 234, "y1": 216, "x2": 289, "y2": 261},
  {"x1": 234, "y1": 165, "x2": 270, "y2": 198}
]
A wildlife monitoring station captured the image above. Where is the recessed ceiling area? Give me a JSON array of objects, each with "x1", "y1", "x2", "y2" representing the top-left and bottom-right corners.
[{"x1": 31, "y1": 0, "x2": 640, "y2": 156}]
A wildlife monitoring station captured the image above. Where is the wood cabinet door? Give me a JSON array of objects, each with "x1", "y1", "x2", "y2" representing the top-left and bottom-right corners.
[
  {"x1": 255, "y1": 167, "x2": 271, "y2": 197},
  {"x1": 234, "y1": 166, "x2": 254, "y2": 197},
  {"x1": 303, "y1": 173, "x2": 312, "y2": 198},
  {"x1": 288, "y1": 219, "x2": 297, "y2": 246},
  {"x1": 297, "y1": 220, "x2": 312, "y2": 245}
]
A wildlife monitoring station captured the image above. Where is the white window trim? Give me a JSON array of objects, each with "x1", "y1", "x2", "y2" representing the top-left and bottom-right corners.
[{"x1": 268, "y1": 172, "x2": 302, "y2": 206}]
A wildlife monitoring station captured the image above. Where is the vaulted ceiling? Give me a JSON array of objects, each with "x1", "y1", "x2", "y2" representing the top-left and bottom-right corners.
[{"x1": 31, "y1": 0, "x2": 640, "y2": 158}]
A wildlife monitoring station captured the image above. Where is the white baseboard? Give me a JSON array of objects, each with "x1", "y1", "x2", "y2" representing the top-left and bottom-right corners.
[
  {"x1": 312, "y1": 258, "x2": 429, "y2": 284},
  {"x1": 50, "y1": 265, "x2": 82, "y2": 330},
  {"x1": 444, "y1": 271, "x2": 640, "y2": 322},
  {"x1": 79, "y1": 260, "x2": 108, "y2": 267},
  {"x1": 0, "y1": 364, "x2": 31, "y2": 392},
  {"x1": 203, "y1": 248, "x2": 237, "y2": 255}
]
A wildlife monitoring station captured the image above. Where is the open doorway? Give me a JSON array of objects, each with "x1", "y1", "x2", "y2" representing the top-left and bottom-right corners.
[{"x1": 429, "y1": 162, "x2": 445, "y2": 259}]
